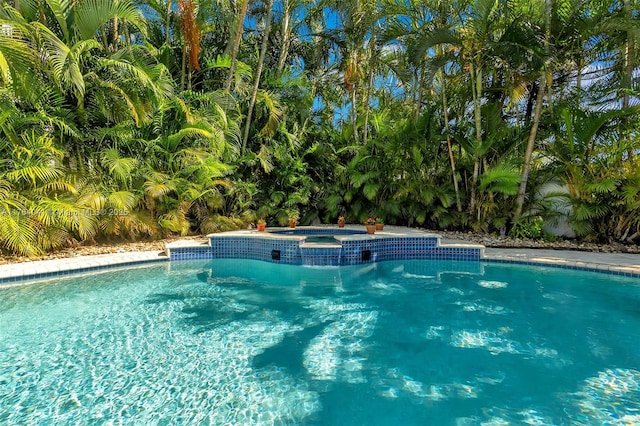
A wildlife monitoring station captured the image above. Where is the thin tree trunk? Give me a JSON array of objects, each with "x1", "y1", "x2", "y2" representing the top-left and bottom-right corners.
[
  {"x1": 225, "y1": 0, "x2": 250, "y2": 92},
  {"x1": 351, "y1": 86, "x2": 358, "y2": 143},
  {"x1": 514, "y1": 0, "x2": 551, "y2": 218},
  {"x1": 441, "y1": 63, "x2": 462, "y2": 212},
  {"x1": 100, "y1": 28, "x2": 109, "y2": 51},
  {"x1": 123, "y1": 20, "x2": 131, "y2": 46},
  {"x1": 180, "y1": 43, "x2": 187, "y2": 90},
  {"x1": 166, "y1": 0, "x2": 172, "y2": 45},
  {"x1": 362, "y1": 68, "x2": 373, "y2": 146},
  {"x1": 514, "y1": 76, "x2": 546, "y2": 218},
  {"x1": 623, "y1": 0, "x2": 634, "y2": 159},
  {"x1": 276, "y1": 0, "x2": 291, "y2": 75},
  {"x1": 469, "y1": 61, "x2": 482, "y2": 214},
  {"x1": 242, "y1": 0, "x2": 274, "y2": 150},
  {"x1": 112, "y1": 17, "x2": 118, "y2": 52},
  {"x1": 362, "y1": 25, "x2": 376, "y2": 147},
  {"x1": 623, "y1": 0, "x2": 634, "y2": 111},
  {"x1": 415, "y1": 65, "x2": 424, "y2": 121}
]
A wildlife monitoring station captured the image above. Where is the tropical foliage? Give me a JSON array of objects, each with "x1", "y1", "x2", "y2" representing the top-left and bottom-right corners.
[{"x1": 1, "y1": 0, "x2": 639, "y2": 255}]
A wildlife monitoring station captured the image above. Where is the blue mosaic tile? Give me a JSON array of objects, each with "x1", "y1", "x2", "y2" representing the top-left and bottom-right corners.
[
  {"x1": 481, "y1": 258, "x2": 640, "y2": 278},
  {"x1": 162, "y1": 231, "x2": 569, "y2": 273},
  {"x1": 0, "y1": 258, "x2": 169, "y2": 285}
]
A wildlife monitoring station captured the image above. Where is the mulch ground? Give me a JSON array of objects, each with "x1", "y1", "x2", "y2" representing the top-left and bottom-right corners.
[{"x1": 435, "y1": 230, "x2": 640, "y2": 253}]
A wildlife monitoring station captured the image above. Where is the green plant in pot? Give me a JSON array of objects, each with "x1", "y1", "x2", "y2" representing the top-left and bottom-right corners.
[{"x1": 287, "y1": 209, "x2": 300, "y2": 228}]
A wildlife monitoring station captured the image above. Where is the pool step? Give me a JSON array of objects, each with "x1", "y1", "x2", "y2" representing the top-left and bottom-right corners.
[
  {"x1": 299, "y1": 242, "x2": 342, "y2": 248},
  {"x1": 299, "y1": 243, "x2": 342, "y2": 266}
]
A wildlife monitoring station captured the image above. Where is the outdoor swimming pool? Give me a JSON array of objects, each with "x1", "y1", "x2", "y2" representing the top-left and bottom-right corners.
[{"x1": 1, "y1": 259, "x2": 639, "y2": 424}]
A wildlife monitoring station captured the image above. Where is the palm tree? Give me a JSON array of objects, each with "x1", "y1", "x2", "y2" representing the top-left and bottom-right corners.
[
  {"x1": 242, "y1": 0, "x2": 274, "y2": 150},
  {"x1": 514, "y1": 0, "x2": 551, "y2": 218},
  {"x1": 177, "y1": 0, "x2": 202, "y2": 89},
  {"x1": 401, "y1": 0, "x2": 464, "y2": 212},
  {"x1": 225, "y1": 0, "x2": 251, "y2": 91},
  {"x1": 543, "y1": 102, "x2": 639, "y2": 239}
]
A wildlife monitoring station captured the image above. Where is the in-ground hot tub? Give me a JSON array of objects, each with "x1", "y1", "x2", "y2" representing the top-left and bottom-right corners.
[
  {"x1": 269, "y1": 227, "x2": 366, "y2": 248},
  {"x1": 166, "y1": 225, "x2": 484, "y2": 266},
  {"x1": 269, "y1": 227, "x2": 367, "y2": 236}
]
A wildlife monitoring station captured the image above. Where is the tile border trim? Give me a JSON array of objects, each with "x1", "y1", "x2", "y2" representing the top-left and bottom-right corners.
[
  {"x1": 0, "y1": 257, "x2": 168, "y2": 286},
  {"x1": 482, "y1": 257, "x2": 640, "y2": 278}
]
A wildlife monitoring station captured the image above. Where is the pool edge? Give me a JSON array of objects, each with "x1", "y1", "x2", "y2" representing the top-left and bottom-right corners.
[{"x1": 0, "y1": 252, "x2": 169, "y2": 286}]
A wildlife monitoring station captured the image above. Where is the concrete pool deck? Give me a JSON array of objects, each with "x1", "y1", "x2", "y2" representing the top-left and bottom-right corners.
[
  {"x1": 0, "y1": 251, "x2": 167, "y2": 284},
  {"x1": 483, "y1": 247, "x2": 640, "y2": 275},
  {"x1": 1, "y1": 234, "x2": 639, "y2": 284}
]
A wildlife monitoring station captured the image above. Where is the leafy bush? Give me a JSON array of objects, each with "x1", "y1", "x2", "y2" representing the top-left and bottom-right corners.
[{"x1": 509, "y1": 216, "x2": 544, "y2": 239}]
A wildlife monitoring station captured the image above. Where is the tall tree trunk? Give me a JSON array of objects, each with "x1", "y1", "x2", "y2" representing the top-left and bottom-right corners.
[
  {"x1": 415, "y1": 64, "x2": 424, "y2": 121},
  {"x1": 441, "y1": 63, "x2": 462, "y2": 212},
  {"x1": 180, "y1": 43, "x2": 187, "y2": 90},
  {"x1": 242, "y1": 0, "x2": 274, "y2": 150},
  {"x1": 100, "y1": 27, "x2": 109, "y2": 51},
  {"x1": 123, "y1": 19, "x2": 131, "y2": 46},
  {"x1": 514, "y1": 76, "x2": 546, "y2": 218},
  {"x1": 166, "y1": 0, "x2": 172, "y2": 45},
  {"x1": 351, "y1": 86, "x2": 358, "y2": 143},
  {"x1": 276, "y1": 0, "x2": 291, "y2": 75},
  {"x1": 623, "y1": 0, "x2": 634, "y2": 159},
  {"x1": 525, "y1": 81, "x2": 537, "y2": 127},
  {"x1": 362, "y1": 68, "x2": 373, "y2": 146},
  {"x1": 362, "y1": 25, "x2": 376, "y2": 147},
  {"x1": 623, "y1": 0, "x2": 634, "y2": 111},
  {"x1": 225, "y1": 0, "x2": 250, "y2": 92},
  {"x1": 469, "y1": 61, "x2": 483, "y2": 214},
  {"x1": 514, "y1": 0, "x2": 551, "y2": 218},
  {"x1": 112, "y1": 17, "x2": 119, "y2": 52}
]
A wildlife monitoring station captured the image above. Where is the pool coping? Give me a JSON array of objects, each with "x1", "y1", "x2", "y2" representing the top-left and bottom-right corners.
[
  {"x1": 481, "y1": 247, "x2": 640, "y2": 278},
  {"x1": 0, "y1": 251, "x2": 168, "y2": 285},
  {"x1": 1, "y1": 234, "x2": 639, "y2": 285}
]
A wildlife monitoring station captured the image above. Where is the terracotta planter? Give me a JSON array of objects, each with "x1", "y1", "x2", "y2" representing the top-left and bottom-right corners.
[
  {"x1": 289, "y1": 221, "x2": 296, "y2": 228},
  {"x1": 257, "y1": 224, "x2": 266, "y2": 232},
  {"x1": 375, "y1": 223, "x2": 384, "y2": 231},
  {"x1": 338, "y1": 222, "x2": 345, "y2": 228},
  {"x1": 365, "y1": 225, "x2": 376, "y2": 235}
]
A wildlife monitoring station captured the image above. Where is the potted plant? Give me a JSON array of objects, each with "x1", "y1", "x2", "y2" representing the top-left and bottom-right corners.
[
  {"x1": 375, "y1": 218, "x2": 384, "y2": 231},
  {"x1": 365, "y1": 217, "x2": 376, "y2": 234},
  {"x1": 338, "y1": 215, "x2": 345, "y2": 228},
  {"x1": 257, "y1": 218, "x2": 267, "y2": 232},
  {"x1": 287, "y1": 210, "x2": 299, "y2": 228}
]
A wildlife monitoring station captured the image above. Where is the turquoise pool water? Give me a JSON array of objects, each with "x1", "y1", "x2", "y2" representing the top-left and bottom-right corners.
[
  {"x1": 1, "y1": 260, "x2": 640, "y2": 424},
  {"x1": 304, "y1": 236, "x2": 339, "y2": 244}
]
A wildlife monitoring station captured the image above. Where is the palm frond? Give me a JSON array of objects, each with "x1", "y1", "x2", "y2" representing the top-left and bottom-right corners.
[
  {"x1": 74, "y1": 0, "x2": 146, "y2": 41},
  {"x1": 101, "y1": 148, "x2": 138, "y2": 185},
  {"x1": 479, "y1": 165, "x2": 521, "y2": 195}
]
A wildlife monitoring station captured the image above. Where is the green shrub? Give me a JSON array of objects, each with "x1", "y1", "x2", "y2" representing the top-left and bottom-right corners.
[{"x1": 509, "y1": 216, "x2": 544, "y2": 239}]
